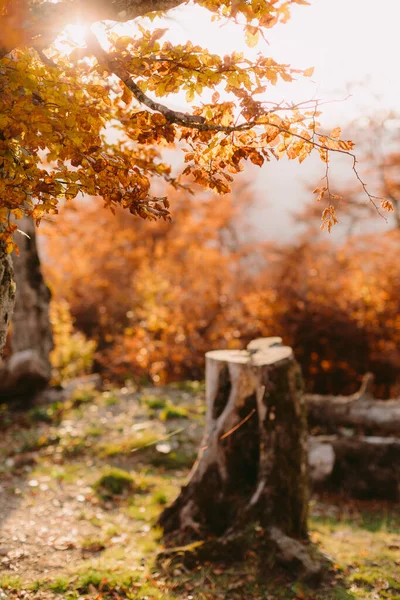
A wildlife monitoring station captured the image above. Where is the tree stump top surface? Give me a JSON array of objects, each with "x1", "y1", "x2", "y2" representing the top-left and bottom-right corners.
[{"x1": 206, "y1": 345, "x2": 293, "y2": 367}]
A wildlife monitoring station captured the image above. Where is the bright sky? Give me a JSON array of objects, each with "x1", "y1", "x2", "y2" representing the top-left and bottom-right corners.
[
  {"x1": 131, "y1": 0, "x2": 400, "y2": 123},
  {"x1": 63, "y1": 0, "x2": 400, "y2": 239}
]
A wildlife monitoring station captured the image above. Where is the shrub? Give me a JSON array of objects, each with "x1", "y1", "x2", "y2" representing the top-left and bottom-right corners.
[{"x1": 50, "y1": 300, "x2": 97, "y2": 385}]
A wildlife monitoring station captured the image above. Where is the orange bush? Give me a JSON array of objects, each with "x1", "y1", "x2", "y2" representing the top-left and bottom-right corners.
[
  {"x1": 41, "y1": 187, "x2": 400, "y2": 396},
  {"x1": 245, "y1": 232, "x2": 400, "y2": 396},
  {"x1": 41, "y1": 184, "x2": 258, "y2": 383}
]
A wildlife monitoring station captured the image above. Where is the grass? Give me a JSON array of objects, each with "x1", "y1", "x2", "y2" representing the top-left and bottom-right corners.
[
  {"x1": 0, "y1": 381, "x2": 399, "y2": 600},
  {"x1": 98, "y1": 430, "x2": 162, "y2": 457}
]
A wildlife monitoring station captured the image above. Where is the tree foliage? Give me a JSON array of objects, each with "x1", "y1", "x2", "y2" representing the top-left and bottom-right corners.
[{"x1": 0, "y1": 0, "x2": 382, "y2": 253}]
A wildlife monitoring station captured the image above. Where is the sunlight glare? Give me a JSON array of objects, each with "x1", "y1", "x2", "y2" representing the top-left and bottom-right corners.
[
  {"x1": 55, "y1": 22, "x2": 113, "y2": 55},
  {"x1": 64, "y1": 23, "x2": 87, "y2": 47}
]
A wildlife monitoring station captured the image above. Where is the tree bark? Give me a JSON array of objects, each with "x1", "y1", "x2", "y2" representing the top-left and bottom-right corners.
[
  {"x1": 307, "y1": 374, "x2": 400, "y2": 436},
  {"x1": 159, "y1": 338, "x2": 318, "y2": 573},
  {"x1": 0, "y1": 249, "x2": 15, "y2": 357},
  {"x1": 309, "y1": 435, "x2": 400, "y2": 501},
  {"x1": 0, "y1": 218, "x2": 53, "y2": 401}
]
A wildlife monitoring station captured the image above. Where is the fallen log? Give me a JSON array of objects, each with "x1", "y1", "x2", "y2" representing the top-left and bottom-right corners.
[
  {"x1": 306, "y1": 374, "x2": 400, "y2": 436},
  {"x1": 309, "y1": 435, "x2": 400, "y2": 501}
]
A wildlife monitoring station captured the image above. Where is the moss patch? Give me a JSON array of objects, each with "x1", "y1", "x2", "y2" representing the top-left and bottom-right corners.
[{"x1": 93, "y1": 467, "x2": 135, "y2": 497}]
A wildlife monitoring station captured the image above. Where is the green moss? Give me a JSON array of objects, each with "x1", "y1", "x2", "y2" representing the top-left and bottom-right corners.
[
  {"x1": 28, "y1": 403, "x2": 63, "y2": 424},
  {"x1": 153, "y1": 490, "x2": 168, "y2": 505},
  {"x1": 141, "y1": 394, "x2": 169, "y2": 410},
  {"x1": 75, "y1": 569, "x2": 139, "y2": 594},
  {"x1": 0, "y1": 575, "x2": 22, "y2": 590},
  {"x1": 160, "y1": 405, "x2": 189, "y2": 420},
  {"x1": 80, "y1": 535, "x2": 106, "y2": 553},
  {"x1": 47, "y1": 576, "x2": 71, "y2": 593},
  {"x1": 103, "y1": 391, "x2": 120, "y2": 406},
  {"x1": 71, "y1": 384, "x2": 97, "y2": 407},
  {"x1": 93, "y1": 467, "x2": 135, "y2": 497},
  {"x1": 84, "y1": 424, "x2": 104, "y2": 438}
]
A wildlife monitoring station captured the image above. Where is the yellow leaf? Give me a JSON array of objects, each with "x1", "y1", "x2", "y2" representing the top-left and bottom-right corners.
[
  {"x1": 186, "y1": 88, "x2": 195, "y2": 102},
  {"x1": 66, "y1": 115, "x2": 76, "y2": 128},
  {"x1": 330, "y1": 127, "x2": 341, "y2": 139},
  {"x1": 304, "y1": 66, "x2": 314, "y2": 77},
  {"x1": 245, "y1": 29, "x2": 260, "y2": 48}
]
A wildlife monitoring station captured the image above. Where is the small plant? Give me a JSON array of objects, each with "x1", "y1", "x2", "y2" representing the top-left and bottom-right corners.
[
  {"x1": 14, "y1": 430, "x2": 60, "y2": 454},
  {"x1": 99, "y1": 430, "x2": 160, "y2": 457},
  {"x1": 50, "y1": 300, "x2": 97, "y2": 386},
  {"x1": 141, "y1": 394, "x2": 168, "y2": 411},
  {"x1": 47, "y1": 577, "x2": 71, "y2": 593},
  {"x1": 80, "y1": 535, "x2": 106, "y2": 554},
  {"x1": 160, "y1": 404, "x2": 188, "y2": 420},
  {"x1": 0, "y1": 575, "x2": 22, "y2": 590},
  {"x1": 103, "y1": 392, "x2": 120, "y2": 406},
  {"x1": 76, "y1": 569, "x2": 138, "y2": 594},
  {"x1": 152, "y1": 490, "x2": 168, "y2": 505},
  {"x1": 28, "y1": 401, "x2": 64, "y2": 424},
  {"x1": 61, "y1": 437, "x2": 88, "y2": 458},
  {"x1": 84, "y1": 425, "x2": 103, "y2": 438},
  {"x1": 93, "y1": 468, "x2": 135, "y2": 498},
  {"x1": 71, "y1": 384, "x2": 97, "y2": 407}
]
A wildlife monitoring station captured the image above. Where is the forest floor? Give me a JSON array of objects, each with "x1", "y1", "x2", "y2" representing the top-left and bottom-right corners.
[{"x1": 0, "y1": 381, "x2": 399, "y2": 600}]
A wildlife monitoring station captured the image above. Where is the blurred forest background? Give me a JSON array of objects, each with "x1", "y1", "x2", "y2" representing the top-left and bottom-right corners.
[{"x1": 24, "y1": 114, "x2": 400, "y2": 399}]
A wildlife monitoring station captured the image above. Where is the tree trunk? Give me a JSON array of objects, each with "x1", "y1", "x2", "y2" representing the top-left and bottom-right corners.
[
  {"x1": 0, "y1": 248, "x2": 15, "y2": 356},
  {"x1": 309, "y1": 435, "x2": 400, "y2": 501},
  {"x1": 307, "y1": 374, "x2": 400, "y2": 436},
  {"x1": 159, "y1": 338, "x2": 317, "y2": 574},
  {"x1": 0, "y1": 218, "x2": 53, "y2": 401}
]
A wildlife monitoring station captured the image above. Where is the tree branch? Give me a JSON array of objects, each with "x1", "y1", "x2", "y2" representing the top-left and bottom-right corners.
[
  {"x1": 31, "y1": 0, "x2": 187, "y2": 26},
  {"x1": 0, "y1": 0, "x2": 187, "y2": 58},
  {"x1": 86, "y1": 31, "x2": 206, "y2": 125},
  {"x1": 84, "y1": 30, "x2": 385, "y2": 217}
]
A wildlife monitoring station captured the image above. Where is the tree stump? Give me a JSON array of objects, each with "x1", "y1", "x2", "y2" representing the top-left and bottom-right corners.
[
  {"x1": 159, "y1": 338, "x2": 316, "y2": 573},
  {"x1": 11, "y1": 217, "x2": 53, "y2": 375},
  {"x1": 0, "y1": 218, "x2": 53, "y2": 402},
  {"x1": 0, "y1": 248, "x2": 15, "y2": 357}
]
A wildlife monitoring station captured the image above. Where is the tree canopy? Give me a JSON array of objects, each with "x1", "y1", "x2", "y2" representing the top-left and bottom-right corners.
[{"x1": 0, "y1": 0, "x2": 388, "y2": 254}]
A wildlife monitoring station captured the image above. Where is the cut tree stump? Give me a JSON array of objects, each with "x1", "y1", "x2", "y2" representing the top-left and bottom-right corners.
[
  {"x1": 159, "y1": 338, "x2": 320, "y2": 577},
  {"x1": 307, "y1": 373, "x2": 400, "y2": 436}
]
